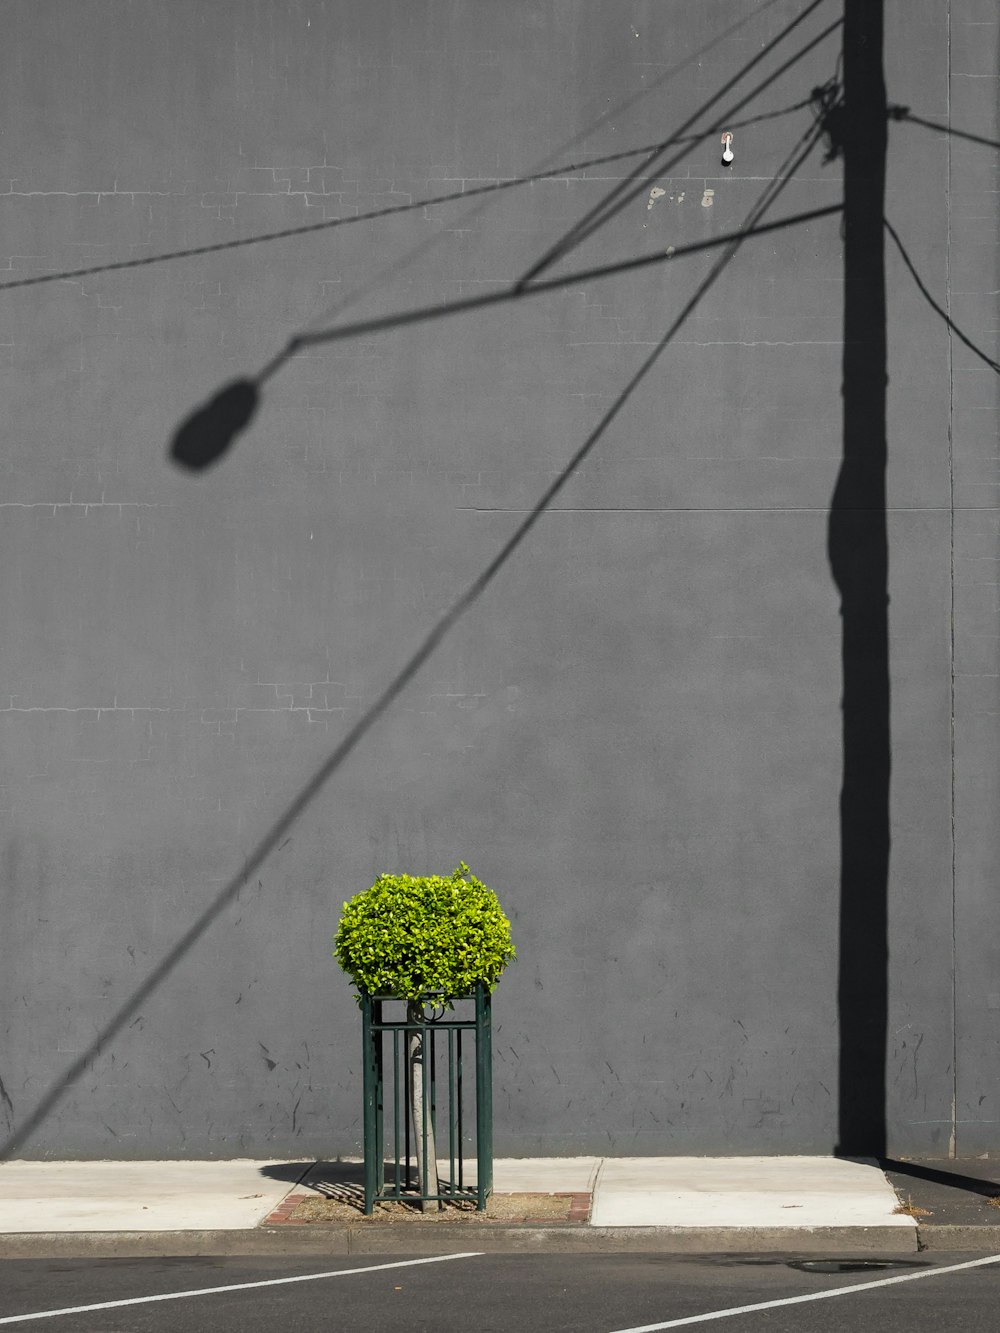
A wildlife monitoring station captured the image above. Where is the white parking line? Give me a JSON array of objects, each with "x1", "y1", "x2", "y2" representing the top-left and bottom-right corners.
[
  {"x1": 608, "y1": 1252, "x2": 1000, "y2": 1332},
  {"x1": 0, "y1": 1252, "x2": 484, "y2": 1326}
]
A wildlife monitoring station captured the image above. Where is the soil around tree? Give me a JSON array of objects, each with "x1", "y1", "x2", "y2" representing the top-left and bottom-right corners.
[{"x1": 266, "y1": 1191, "x2": 590, "y2": 1226}]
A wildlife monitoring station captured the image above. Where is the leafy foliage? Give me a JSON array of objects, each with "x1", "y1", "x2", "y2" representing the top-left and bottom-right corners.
[{"x1": 334, "y1": 863, "x2": 515, "y2": 1003}]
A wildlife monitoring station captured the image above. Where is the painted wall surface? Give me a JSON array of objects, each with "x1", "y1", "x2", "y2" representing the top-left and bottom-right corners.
[{"x1": 1, "y1": 1, "x2": 996, "y2": 1158}]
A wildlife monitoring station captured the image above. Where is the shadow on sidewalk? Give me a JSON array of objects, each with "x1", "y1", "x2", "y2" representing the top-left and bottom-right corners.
[
  {"x1": 880, "y1": 1158, "x2": 1000, "y2": 1200},
  {"x1": 259, "y1": 1160, "x2": 367, "y2": 1206}
]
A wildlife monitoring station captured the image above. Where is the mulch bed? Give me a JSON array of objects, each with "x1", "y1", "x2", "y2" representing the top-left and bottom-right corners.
[{"x1": 262, "y1": 1191, "x2": 591, "y2": 1226}]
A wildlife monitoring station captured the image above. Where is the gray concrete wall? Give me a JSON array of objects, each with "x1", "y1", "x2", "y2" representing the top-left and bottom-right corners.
[
  {"x1": 1, "y1": 1, "x2": 996, "y2": 1158},
  {"x1": 946, "y1": 0, "x2": 1000, "y2": 1160}
]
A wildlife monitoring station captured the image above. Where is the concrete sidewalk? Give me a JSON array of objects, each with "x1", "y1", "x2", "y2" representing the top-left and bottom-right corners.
[{"x1": 0, "y1": 1156, "x2": 996, "y2": 1257}]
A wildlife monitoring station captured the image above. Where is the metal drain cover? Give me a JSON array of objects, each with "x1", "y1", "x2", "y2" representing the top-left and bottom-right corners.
[{"x1": 788, "y1": 1259, "x2": 930, "y2": 1275}]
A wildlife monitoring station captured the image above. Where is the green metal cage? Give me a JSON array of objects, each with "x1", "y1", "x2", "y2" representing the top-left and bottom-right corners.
[{"x1": 361, "y1": 984, "x2": 493, "y2": 1215}]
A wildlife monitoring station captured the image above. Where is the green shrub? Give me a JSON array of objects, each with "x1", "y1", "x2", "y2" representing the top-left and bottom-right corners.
[{"x1": 334, "y1": 862, "x2": 515, "y2": 1004}]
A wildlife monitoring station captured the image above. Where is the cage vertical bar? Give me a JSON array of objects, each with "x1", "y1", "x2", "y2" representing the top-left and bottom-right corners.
[
  {"x1": 361, "y1": 994, "x2": 383, "y2": 1216},
  {"x1": 474, "y1": 983, "x2": 493, "y2": 1210}
]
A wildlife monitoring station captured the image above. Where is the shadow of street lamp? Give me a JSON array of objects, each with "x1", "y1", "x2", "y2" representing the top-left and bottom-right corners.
[{"x1": 169, "y1": 378, "x2": 260, "y2": 472}]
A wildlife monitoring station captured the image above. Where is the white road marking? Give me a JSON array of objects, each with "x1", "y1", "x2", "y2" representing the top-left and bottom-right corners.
[
  {"x1": 0, "y1": 1252, "x2": 483, "y2": 1326},
  {"x1": 608, "y1": 1252, "x2": 1000, "y2": 1332}
]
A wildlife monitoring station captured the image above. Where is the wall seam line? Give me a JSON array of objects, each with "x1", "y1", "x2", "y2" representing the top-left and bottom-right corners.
[{"x1": 946, "y1": 0, "x2": 958, "y2": 1161}]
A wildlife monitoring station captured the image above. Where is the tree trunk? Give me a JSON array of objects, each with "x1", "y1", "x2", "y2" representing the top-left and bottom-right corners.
[{"x1": 407, "y1": 1001, "x2": 440, "y2": 1211}]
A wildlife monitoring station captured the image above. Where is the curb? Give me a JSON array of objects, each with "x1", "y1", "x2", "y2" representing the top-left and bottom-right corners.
[
  {"x1": 0, "y1": 1223, "x2": 952, "y2": 1260},
  {"x1": 916, "y1": 1225, "x2": 1000, "y2": 1252}
]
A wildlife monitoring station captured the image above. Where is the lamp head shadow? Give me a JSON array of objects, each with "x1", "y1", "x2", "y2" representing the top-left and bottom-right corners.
[{"x1": 169, "y1": 378, "x2": 260, "y2": 472}]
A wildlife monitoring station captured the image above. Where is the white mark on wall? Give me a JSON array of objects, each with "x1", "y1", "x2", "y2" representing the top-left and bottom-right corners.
[
  {"x1": 647, "y1": 186, "x2": 665, "y2": 211},
  {"x1": 0, "y1": 500, "x2": 165, "y2": 512},
  {"x1": 701, "y1": 188, "x2": 715, "y2": 208}
]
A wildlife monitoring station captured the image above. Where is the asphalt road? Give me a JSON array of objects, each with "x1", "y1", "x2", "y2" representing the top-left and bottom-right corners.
[{"x1": 1, "y1": 1251, "x2": 998, "y2": 1332}]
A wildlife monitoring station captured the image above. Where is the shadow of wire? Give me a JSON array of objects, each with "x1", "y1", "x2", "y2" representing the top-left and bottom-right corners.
[
  {"x1": 0, "y1": 0, "x2": 793, "y2": 297},
  {"x1": 167, "y1": 205, "x2": 842, "y2": 472},
  {"x1": 174, "y1": 1, "x2": 840, "y2": 458},
  {"x1": 3, "y1": 115, "x2": 830, "y2": 1159},
  {"x1": 885, "y1": 217, "x2": 1000, "y2": 374},
  {"x1": 269, "y1": 0, "x2": 807, "y2": 354},
  {"x1": 516, "y1": 0, "x2": 838, "y2": 286},
  {"x1": 890, "y1": 107, "x2": 1000, "y2": 152},
  {"x1": 290, "y1": 207, "x2": 843, "y2": 350},
  {"x1": 168, "y1": 7, "x2": 841, "y2": 470}
]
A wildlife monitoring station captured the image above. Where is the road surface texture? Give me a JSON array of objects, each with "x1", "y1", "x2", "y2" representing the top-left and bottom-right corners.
[{"x1": 1, "y1": 1251, "x2": 998, "y2": 1331}]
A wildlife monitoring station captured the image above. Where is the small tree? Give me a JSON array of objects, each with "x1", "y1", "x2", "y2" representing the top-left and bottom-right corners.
[{"x1": 335, "y1": 863, "x2": 515, "y2": 1207}]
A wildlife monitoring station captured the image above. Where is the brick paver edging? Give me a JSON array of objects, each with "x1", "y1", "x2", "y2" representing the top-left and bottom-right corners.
[{"x1": 262, "y1": 1193, "x2": 312, "y2": 1225}]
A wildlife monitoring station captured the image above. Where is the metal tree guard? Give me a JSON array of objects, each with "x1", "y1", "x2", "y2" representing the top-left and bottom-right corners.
[{"x1": 361, "y1": 984, "x2": 493, "y2": 1214}]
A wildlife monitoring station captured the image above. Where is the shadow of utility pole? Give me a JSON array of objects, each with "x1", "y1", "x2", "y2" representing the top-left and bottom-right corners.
[{"x1": 829, "y1": 0, "x2": 890, "y2": 1159}]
